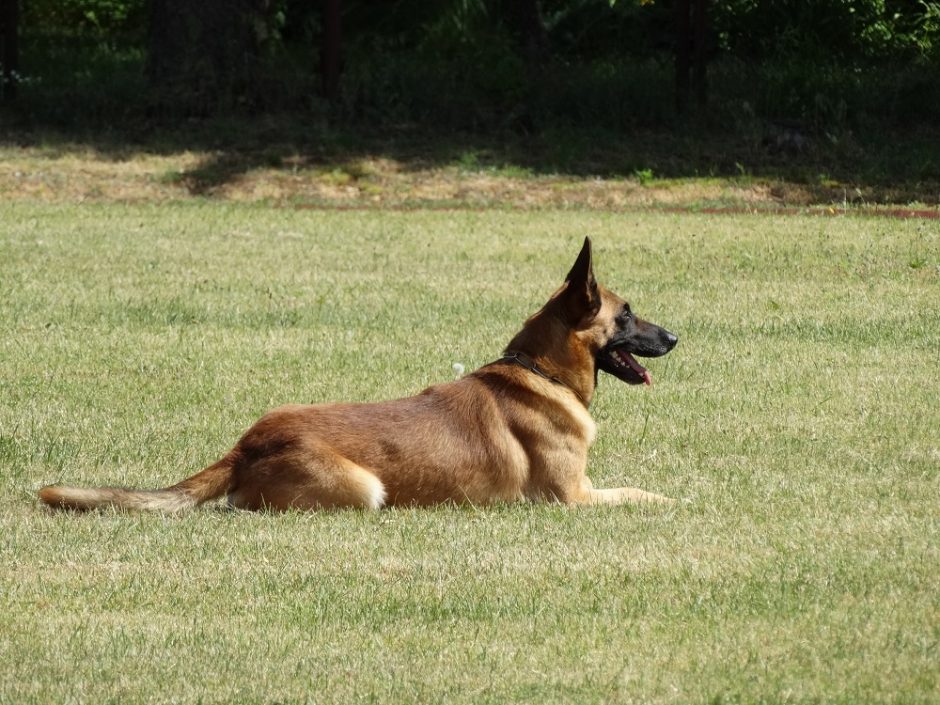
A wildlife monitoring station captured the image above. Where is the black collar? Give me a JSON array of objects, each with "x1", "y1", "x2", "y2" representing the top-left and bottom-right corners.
[{"x1": 498, "y1": 351, "x2": 588, "y2": 406}]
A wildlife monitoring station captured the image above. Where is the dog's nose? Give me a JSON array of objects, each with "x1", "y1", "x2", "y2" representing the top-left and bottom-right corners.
[{"x1": 664, "y1": 331, "x2": 678, "y2": 349}]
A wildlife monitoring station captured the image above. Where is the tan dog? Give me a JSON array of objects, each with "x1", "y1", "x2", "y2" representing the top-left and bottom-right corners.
[{"x1": 38, "y1": 238, "x2": 678, "y2": 512}]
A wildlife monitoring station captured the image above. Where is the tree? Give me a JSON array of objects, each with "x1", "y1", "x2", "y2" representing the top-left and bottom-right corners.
[
  {"x1": 675, "y1": 0, "x2": 707, "y2": 113},
  {"x1": 147, "y1": 0, "x2": 270, "y2": 113},
  {"x1": 500, "y1": 0, "x2": 549, "y2": 130},
  {"x1": 321, "y1": 0, "x2": 342, "y2": 101},
  {"x1": 0, "y1": 0, "x2": 18, "y2": 101}
]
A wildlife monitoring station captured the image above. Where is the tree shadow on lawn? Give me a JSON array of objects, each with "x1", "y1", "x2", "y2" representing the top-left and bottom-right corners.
[{"x1": 3, "y1": 112, "x2": 939, "y2": 206}]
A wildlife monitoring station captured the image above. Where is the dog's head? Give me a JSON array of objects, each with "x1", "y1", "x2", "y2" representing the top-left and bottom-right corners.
[{"x1": 556, "y1": 237, "x2": 678, "y2": 386}]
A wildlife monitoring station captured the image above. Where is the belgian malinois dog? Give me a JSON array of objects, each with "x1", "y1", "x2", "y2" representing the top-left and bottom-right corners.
[{"x1": 38, "y1": 238, "x2": 678, "y2": 512}]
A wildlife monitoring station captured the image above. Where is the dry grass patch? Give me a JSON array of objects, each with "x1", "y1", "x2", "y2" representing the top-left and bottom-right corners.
[{"x1": 4, "y1": 138, "x2": 934, "y2": 210}]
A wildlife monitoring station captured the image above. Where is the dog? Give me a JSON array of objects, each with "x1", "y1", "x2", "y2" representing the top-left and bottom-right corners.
[{"x1": 38, "y1": 237, "x2": 678, "y2": 512}]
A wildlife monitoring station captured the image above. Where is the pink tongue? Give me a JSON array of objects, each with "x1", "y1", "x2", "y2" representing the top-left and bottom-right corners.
[{"x1": 618, "y1": 350, "x2": 652, "y2": 386}]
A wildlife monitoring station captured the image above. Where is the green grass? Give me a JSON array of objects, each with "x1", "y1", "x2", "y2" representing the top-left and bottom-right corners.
[{"x1": 1, "y1": 203, "x2": 937, "y2": 704}]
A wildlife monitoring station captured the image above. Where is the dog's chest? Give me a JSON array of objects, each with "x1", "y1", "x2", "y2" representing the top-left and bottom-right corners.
[{"x1": 545, "y1": 392, "x2": 596, "y2": 447}]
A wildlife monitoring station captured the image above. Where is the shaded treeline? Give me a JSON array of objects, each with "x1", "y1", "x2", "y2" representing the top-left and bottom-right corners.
[{"x1": 1, "y1": 0, "x2": 939, "y2": 136}]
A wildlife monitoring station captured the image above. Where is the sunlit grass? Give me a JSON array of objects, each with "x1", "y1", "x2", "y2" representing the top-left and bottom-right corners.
[{"x1": 1, "y1": 203, "x2": 937, "y2": 703}]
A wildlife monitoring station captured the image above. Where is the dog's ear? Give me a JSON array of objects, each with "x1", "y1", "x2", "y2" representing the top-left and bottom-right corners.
[{"x1": 562, "y1": 237, "x2": 601, "y2": 323}]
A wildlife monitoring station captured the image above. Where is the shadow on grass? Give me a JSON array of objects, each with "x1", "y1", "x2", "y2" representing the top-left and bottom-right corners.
[{"x1": 2, "y1": 110, "x2": 939, "y2": 205}]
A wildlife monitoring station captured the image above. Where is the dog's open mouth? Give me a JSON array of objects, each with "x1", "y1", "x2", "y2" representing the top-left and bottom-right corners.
[{"x1": 597, "y1": 347, "x2": 652, "y2": 386}]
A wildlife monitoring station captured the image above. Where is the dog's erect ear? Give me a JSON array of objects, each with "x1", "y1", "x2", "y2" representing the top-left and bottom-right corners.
[{"x1": 562, "y1": 237, "x2": 601, "y2": 323}]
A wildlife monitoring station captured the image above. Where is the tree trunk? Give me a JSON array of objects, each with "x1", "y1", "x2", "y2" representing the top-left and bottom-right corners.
[
  {"x1": 1, "y1": 0, "x2": 18, "y2": 102},
  {"x1": 675, "y1": 0, "x2": 708, "y2": 114},
  {"x1": 693, "y1": 0, "x2": 707, "y2": 107},
  {"x1": 504, "y1": 0, "x2": 549, "y2": 69},
  {"x1": 502, "y1": 0, "x2": 549, "y2": 132},
  {"x1": 147, "y1": 0, "x2": 268, "y2": 114},
  {"x1": 320, "y1": 0, "x2": 342, "y2": 101},
  {"x1": 675, "y1": 0, "x2": 691, "y2": 114}
]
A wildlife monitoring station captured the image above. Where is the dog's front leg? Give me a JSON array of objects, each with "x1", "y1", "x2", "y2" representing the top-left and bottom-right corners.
[
  {"x1": 587, "y1": 486, "x2": 674, "y2": 505},
  {"x1": 569, "y1": 476, "x2": 674, "y2": 505}
]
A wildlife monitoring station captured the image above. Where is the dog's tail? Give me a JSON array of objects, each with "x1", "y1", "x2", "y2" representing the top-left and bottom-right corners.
[{"x1": 37, "y1": 451, "x2": 238, "y2": 513}]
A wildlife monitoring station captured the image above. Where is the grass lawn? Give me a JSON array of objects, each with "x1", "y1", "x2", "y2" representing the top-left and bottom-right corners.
[{"x1": 0, "y1": 202, "x2": 937, "y2": 704}]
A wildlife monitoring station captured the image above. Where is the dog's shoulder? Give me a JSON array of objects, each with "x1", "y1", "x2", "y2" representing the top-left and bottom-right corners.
[{"x1": 468, "y1": 366, "x2": 597, "y2": 445}]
